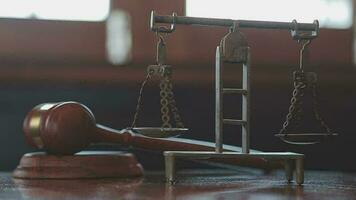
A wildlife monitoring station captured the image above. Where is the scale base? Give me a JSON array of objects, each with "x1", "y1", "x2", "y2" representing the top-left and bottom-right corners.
[
  {"x1": 164, "y1": 151, "x2": 304, "y2": 185},
  {"x1": 13, "y1": 151, "x2": 144, "y2": 179}
]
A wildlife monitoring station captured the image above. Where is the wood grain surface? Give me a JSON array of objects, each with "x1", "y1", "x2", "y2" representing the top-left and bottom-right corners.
[{"x1": 1, "y1": 169, "x2": 356, "y2": 200}]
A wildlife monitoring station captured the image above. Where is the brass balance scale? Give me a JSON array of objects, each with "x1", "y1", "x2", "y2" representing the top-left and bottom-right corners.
[
  {"x1": 129, "y1": 11, "x2": 338, "y2": 185},
  {"x1": 128, "y1": 12, "x2": 188, "y2": 138}
]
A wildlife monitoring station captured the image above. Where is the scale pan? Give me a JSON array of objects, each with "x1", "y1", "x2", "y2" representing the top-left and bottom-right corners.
[
  {"x1": 132, "y1": 127, "x2": 188, "y2": 138},
  {"x1": 275, "y1": 133, "x2": 338, "y2": 145}
]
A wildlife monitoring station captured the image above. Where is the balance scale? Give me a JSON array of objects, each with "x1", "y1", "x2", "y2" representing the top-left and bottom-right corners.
[{"x1": 137, "y1": 11, "x2": 339, "y2": 185}]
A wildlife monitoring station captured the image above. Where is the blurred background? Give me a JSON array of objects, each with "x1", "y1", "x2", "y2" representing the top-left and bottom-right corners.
[{"x1": 0, "y1": 0, "x2": 354, "y2": 172}]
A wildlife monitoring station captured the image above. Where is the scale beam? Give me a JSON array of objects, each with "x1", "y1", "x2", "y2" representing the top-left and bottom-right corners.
[{"x1": 151, "y1": 11, "x2": 318, "y2": 31}]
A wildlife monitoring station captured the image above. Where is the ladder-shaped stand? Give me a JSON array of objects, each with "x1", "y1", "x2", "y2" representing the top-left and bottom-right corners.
[
  {"x1": 215, "y1": 45, "x2": 250, "y2": 154},
  {"x1": 163, "y1": 31, "x2": 305, "y2": 185}
]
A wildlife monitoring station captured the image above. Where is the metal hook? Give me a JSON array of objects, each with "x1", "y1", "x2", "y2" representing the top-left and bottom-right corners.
[
  {"x1": 155, "y1": 31, "x2": 166, "y2": 44},
  {"x1": 150, "y1": 10, "x2": 176, "y2": 33},
  {"x1": 156, "y1": 33, "x2": 167, "y2": 65},
  {"x1": 291, "y1": 19, "x2": 318, "y2": 71},
  {"x1": 299, "y1": 39, "x2": 311, "y2": 71}
]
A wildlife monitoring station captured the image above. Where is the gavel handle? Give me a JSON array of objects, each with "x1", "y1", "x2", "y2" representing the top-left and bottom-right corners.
[{"x1": 95, "y1": 124, "x2": 282, "y2": 170}]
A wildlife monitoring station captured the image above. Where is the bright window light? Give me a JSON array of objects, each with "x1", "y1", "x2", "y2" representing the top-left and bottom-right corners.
[
  {"x1": 0, "y1": 0, "x2": 110, "y2": 21},
  {"x1": 186, "y1": 0, "x2": 353, "y2": 29},
  {"x1": 106, "y1": 10, "x2": 132, "y2": 65}
]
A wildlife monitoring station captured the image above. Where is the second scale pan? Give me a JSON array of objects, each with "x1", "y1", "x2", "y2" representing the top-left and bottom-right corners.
[{"x1": 275, "y1": 133, "x2": 338, "y2": 145}]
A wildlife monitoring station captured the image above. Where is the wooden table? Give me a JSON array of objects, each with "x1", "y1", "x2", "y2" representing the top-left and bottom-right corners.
[{"x1": 1, "y1": 169, "x2": 355, "y2": 199}]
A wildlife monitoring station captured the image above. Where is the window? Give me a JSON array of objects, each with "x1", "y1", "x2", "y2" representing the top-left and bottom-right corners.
[
  {"x1": 0, "y1": 0, "x2": 110, "y2": 21},
  {"x1": 186, "y1": 0, "x2": 353, "y2": 29},
  {"x1": 106, "y1": 10, "x2": 132, "y2": 65}
]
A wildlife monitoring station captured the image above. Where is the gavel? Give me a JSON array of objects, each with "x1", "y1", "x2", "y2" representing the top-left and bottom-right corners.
[{"x1": 23, "y1": 101, "x2": 280, "y2": 170}]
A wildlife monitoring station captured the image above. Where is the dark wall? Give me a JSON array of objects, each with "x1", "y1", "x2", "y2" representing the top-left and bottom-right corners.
[{"x1": 0, "y1": 0, "x2": 354, "y2": 172}]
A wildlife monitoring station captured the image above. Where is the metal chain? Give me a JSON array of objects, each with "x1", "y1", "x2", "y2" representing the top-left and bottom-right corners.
[
  {"x1": 280, "y1": 71, "x2": 333, "y2": 134},
  {"x1": 159, "y1": 71, "x2": 185, "y2": 128},
  {"x1": 130, "y1": 69, "x2": 154, "y2": 128},
  {"x1": 279, "y1": 72, "x2": 306, "y2": 134},
  {"x1": 280, "y1": 39, "x2": 309, "y2": 134},
  {"x1": 166, "y1": 78, "x2": 185, "y2": 128},
  {"x1": 160, "y1": 76, "x2": 171, "y2": 128},
  {"x1": 311, "y1": 82, "x2": 332, "y2": 133}
]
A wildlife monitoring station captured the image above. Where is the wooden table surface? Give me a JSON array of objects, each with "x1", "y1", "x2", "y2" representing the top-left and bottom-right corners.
[{"x1": 1, "y1": 169, "x2": 356, "y2": 200}]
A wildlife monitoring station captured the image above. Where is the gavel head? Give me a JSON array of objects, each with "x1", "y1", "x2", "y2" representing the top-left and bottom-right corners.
[{"x1": 23, "y1": 102, "x2": 97, "y2": 155}]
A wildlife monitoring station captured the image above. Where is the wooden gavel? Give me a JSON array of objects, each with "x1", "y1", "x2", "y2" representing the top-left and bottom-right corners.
[{"x1": 23, "y1": 102, "x2": 280, "y2": 170}]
